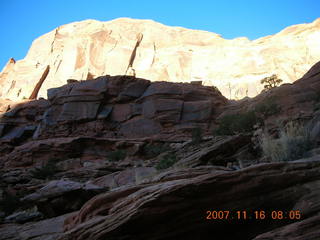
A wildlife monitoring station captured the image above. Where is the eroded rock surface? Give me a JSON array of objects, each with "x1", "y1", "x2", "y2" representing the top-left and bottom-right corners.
[
  {"x1": 1, "y1": 62, "x2": 320, "y2": 239},
  {"x1": 1, "y1": 18, "x2": 320, "y2": 100},
  {"x1": 0, "y1": 213, "x2": 73, "y2": 240},
  {"x1": 0, "y1": 75, "x2": 227, "y2": 147},
  {"x1": 59, "y1": 160, "x2": 320, "y2": 240}
]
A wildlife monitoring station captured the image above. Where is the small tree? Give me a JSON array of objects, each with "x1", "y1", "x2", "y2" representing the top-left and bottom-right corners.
[
  {"x1": 260, "y1": 74, "x2": 283, "y2": 91},
  {"x1": 156, "y1": 153, "x2": 177, "y2": 170},
  {"x1": 107, "y1": 149, "x2": 127, "y2": 162}
]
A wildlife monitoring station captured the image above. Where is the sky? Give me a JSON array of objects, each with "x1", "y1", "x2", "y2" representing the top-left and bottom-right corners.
[{"x1": 0, "y1": 0, "x2": 319, "y2": 70}]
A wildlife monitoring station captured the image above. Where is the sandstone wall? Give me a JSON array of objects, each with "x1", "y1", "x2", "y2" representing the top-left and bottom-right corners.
[{"x1": 1, "y1": 18, "x2": 320, "y2": 100}]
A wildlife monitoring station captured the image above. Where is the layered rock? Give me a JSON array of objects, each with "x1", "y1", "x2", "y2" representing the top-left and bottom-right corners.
[
  {"x1": 0, "y1": 213, "x2": 73, "y2": 240},
  {"x1": 59, "y1": 159, "x2": 320, "y2": 240},
  {"x1": 0, "y1": 75, "x2": 227, "y2": 147},
  {"x1": 1, "y1": 18, "x2": 320, "y2": 100},
  {"x1": 1, "y1": 62, "x2": 320, "y2": 239}
]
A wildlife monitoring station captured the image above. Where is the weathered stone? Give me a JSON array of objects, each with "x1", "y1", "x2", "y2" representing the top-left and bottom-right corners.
[
  {"x1": 55, "y1": 158, "x2": 82, "y2": 171},
  {"x1": 110, "y1": 104, "x2": 131, "y2": 122},
  {"x1": 57, "y1": 101, "x2": 100, "y2": 122},
  {"x1": 0, "y1": 123, "x2": 6, "y2": 137},
  {"x1": 119, "y1": 118, "x2": 162, "y2": 137},
  {"x1": 4, "y1": 208, "x2": 43, "y2": 224},
  {"x1": 89, "y1": 167, "x2": 156, "y2": 189},
  {"x1": 97, "y1": 105, "x2": 113, "y2": 119},
  {"x1": 22, "y1": 180, "x2": 86, "y2": 201},
  {"x1": 47, "y1": 84, "x2": 74, "y2": 101},
  {"x1": 1, "y1": 126, "x2": 36, "y2": 143},
  {"x1": 59, "y1": 160, "x2": 320, "y2": 240},
  {"x1": 142, "y1": 99, "x2": 183, "y2": 123},
  {"x1": 181, "y1": 100, "x2": 212, "y2": 122},
  {"x1": 149, "y1": 165, "x2": 229, "y2": 182},
  {"x1": 118, "y1": 79, "x2": 150, "y2": 100},
  {"x1": 69, "y1": 78, "x2": 108, "y2": 96},
  {"x1": 175, "y1": 135, "x2": 251, "y2": 167},
  {"x1": 1, "y1": 168, "x2": 31, "y2": 184},
  {"x1": 253, "y1": 213, "x2": 320, "y2": 240},
  {"x1": 1, "y1": 18, "x2": 320, "y2": 101},
  {"x1": 141, "y1": 82, "x2": 183, "y2": 99},
  {"x1": 21, "y1": 180, "x2": 106, "y2": 218},
  {"x1": 0, "y1": 213, "x2": 73, "y2": 240}
]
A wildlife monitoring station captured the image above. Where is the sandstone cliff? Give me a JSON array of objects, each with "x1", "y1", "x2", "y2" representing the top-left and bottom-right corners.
[
  {"x1": 1, "y1": 61, "x2": 320, "y2": 239},
  {"x1": 1, "y1": 18, "x2": 320, "y2": 100}
]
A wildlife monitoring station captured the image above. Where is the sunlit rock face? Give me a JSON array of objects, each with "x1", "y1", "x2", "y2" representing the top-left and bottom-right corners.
[{"x1": 1, "y1": 17, "x2": 320, "y2": 100}]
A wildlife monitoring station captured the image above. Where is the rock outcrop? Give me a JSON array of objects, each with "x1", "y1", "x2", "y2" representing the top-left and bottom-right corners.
[
  {"x1": 1, "y1": 61, "x2": 320, "y2": 239},
  {"x1": 59, "y1": 159, "x2": 320, "y2": 240},
  {"x1": 0, "y1": 75, "x2": 227, "y2": 149},
  {"x1": 1, "y1": 18, "x2": 320, "y2": 100},
  {"x1": 0, "y1": 213, "x2": 73, "y2": 240}
]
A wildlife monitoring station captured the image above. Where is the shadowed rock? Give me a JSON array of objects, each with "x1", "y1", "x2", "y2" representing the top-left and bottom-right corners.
[{"x1": 59, "y1": 159, "x2": 320, "y2": 240}]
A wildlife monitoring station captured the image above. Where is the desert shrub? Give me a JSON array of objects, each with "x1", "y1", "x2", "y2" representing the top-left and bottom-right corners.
[
  {"x1": 260, "y1": 74, "x2": 283, "y2": 91},
  {"x1": 215, "y1": 111, "x2": 259, "y2": 135},
  {"x1": 0, "y1": 193, "x2": 20, "y2": 215},
  {"x1": 191, "y1": 127, "x2": 202, "y2": 144},
  {"x1": 143, "y1": 143, "x2": 171, "y2": 159},
  {"x1": 260, "y1": 122, "x2": 312, "y2": 162},
  {"x1": 255, "y1": 97, "x2": 281, "y2": 117},
  {"x1": 156, "y1": 153, "x2": 177, "y2": 170},
  {"x1": 30, "y1": 160, "x2": 58, "y2": 180},
  {"x1": 107, "y1": 149, "x2": 127, "y2": 162}
]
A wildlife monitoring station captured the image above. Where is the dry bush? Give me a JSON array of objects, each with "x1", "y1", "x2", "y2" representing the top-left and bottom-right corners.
[{"x1": 260, "y1": 122, "x2": 311, "y2": 162}]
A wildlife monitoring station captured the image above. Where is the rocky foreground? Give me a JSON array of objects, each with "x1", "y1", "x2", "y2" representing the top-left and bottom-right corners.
[{"x1": 0, "y1": 61, "x2": 320, "y2": 239}]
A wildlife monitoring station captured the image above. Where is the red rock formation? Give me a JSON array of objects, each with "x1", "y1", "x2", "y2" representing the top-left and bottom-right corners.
[
  {"x1": 1, "y1": 61, "x2": 320, "y2": 240},
  {"x1": 59, "y1": 160, "x2": 320, "y2": 240},
  {"x1": 1, "y1": 18, "x2": 320, "y2": 100}
]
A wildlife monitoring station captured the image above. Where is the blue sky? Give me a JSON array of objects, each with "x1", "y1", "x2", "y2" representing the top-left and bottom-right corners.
[{"x1": 0, "y1": 0, "x2": 319, "y2": 70}]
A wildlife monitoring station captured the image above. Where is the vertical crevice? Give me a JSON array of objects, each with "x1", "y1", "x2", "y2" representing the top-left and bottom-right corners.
[
  {"x1": 50, "y1": 27, "x2": 60, "y2": 53},
  {"x1": 6, "y1": 80, "x2": 16, "y2": 94},
  {"x1": 125, "y1": 33, "x2": 143, "y2": 75},
  {"x1": 29, "y1": 65, "x2": 50, "y2": 100},
  {"x1": 55, "y1": 59, "x2": 62, "y2": 74},
  {"x1": 151, "y1": 42, "x2": 157, "y2": 67}
]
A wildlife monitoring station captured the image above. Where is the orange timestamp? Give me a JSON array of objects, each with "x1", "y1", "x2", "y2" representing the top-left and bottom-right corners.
[{"x1": 206, "y1": 210, "x2": 301, "y2": 220}]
